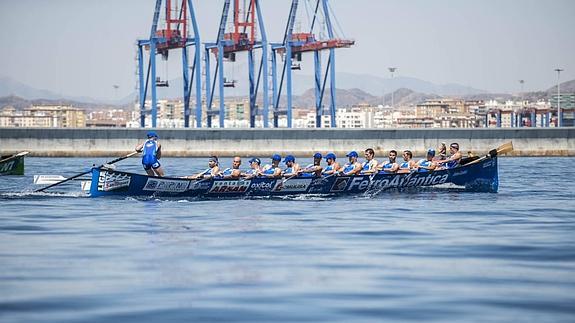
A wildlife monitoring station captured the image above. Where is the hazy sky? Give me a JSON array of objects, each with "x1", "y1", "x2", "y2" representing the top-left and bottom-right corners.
[{"x1": 0, "y1": 0, "x2": 573, "y2": 100}]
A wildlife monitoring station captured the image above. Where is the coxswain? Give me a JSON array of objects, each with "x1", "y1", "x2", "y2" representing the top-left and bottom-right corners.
[
  {"x1": 220, "y1": 156, "x2": 242, "y2": 179},
  {"x1": 298, "y1": 152, "x2": 323, "y2": 177},
  {"x1": 242, "y1": 157, "x2": 262, "y2": 179},
  {"x1": 415, "y1": 149, "x2": 438, "y2": 173},
  {"x1": 186, "y1": 156, "x2": 220, "y2": 179},
  {"x1": 436, "y1": 143, "x2": 462, "y2": 169},
  {"x1": 260, "y1": 154, "x2": 282, "y2": 178},
  {"x1": 379, "y1": 150, "x2": 400, "y2": 173},
  {"x1": 281, "y1": 155, "x2": 300, "y2": 178},
  {"x1": 322, "y1": 153, "x2": 340, "y2": 176},
  {"x1": 340, "y1": 151, "x2": 362, "y2": 176},
  {"x1": 135, "y1": 131, "x2": 164, "y2": 177},
  {"x1": 397, "y1": 150, "x2": 417, "y2": 174},
  {"x1": 360, "y1": 148, "x2": 379, "y2": 174}
]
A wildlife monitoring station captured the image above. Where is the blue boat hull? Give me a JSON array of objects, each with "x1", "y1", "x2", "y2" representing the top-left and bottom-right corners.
[{"x1": 89, "y1": 157, "x2": 499, "y2": 198}]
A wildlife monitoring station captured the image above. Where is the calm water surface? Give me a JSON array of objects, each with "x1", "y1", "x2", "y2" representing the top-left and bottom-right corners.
[{"x1": 1, "y1": 157, "x2": 574, "y2": 322}]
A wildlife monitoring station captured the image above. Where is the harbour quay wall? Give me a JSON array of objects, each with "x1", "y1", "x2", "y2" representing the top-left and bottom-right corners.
[{"x1": 1, "y1": 127, "x2": 573, "y2": 157}]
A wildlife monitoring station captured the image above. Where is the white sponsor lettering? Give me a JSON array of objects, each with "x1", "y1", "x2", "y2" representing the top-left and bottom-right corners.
[
  {"x1": 349, "y1": 173, "x2": 450, "y2": 191},
  {"x1": 97, "y1": 171, "x2": 131, "y2": 191},
  {"x1": 143, "y1": 178, "x2": 190, "y2": 192},
  {"x1": 250, "y1": 181, "x2": 275, "y2": 191},
  {"x1": 273, "y1": 179, "x2": 312, "y2": 192},
  {"x1": 0, "y1": 161, "x2": 15, "y2": 173},
  {"x1": 209, "y1": 180, "x2": 250, "y2": 193}
]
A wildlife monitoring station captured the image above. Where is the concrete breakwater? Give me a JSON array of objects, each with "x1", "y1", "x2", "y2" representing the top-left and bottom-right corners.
[{"x1": 1, "y1": 127, "x2": 573, "y2": 157}]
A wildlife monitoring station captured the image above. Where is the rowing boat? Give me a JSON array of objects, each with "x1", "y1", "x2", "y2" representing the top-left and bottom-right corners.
[
  {"x1": 0, "y1": 152, "x2": 29, "y2": 176},
  {"x1": 89, "y1": 154, "x2": 500, "y2": 198}
]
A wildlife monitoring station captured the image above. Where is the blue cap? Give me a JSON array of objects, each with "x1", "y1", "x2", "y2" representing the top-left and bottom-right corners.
[
  {"x1": 313, "y1": 152, "x2": 322, "y2": 159},
  {"x1": 325, "y1": 152, "x2": 336, "y2": 160},
  {"x1": 147, "y1": 131, "x2": 158, "y2": 138},
  {"x1": 272, "y1": 154, "x2": 282, "y2": 161},
  {"x1": 346, "y1": 151, "x2": 359, "y2": 158},
  {"x1": 248, "y1": 157, "x2": 261, "y2": 164},
  {"x1": 427, "y1": 148, "x2": 436, "y2": 156},
  {"x1": 284, "y1": 155, "x2": 295, "y2": 163}
]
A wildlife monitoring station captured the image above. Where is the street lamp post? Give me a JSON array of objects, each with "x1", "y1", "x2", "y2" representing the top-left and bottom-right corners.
[
  {"x1": 388, "y1": 67, "x2": 397, "y2": 108},
  {"x1": 554, "y1": 69, "x2": 563, "y2": 127}
]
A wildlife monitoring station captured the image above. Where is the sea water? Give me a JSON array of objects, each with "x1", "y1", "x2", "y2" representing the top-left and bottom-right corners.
[{"x1": 1, "y1": 157, "x2": 574, "y2": 322}]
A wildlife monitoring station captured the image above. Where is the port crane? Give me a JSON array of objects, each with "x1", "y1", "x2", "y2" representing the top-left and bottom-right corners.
[
  {"x1": 204, "y1": 0, "x2": 269, "y2": 128},
  {"x1": 137, "y1": 0, "x2": 202, "y2": 128},
  {"x1": 271, "y1": 0, "x2": 354, "y2": 127}
]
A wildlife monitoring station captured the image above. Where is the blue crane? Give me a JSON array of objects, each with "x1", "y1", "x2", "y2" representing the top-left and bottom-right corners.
[
  {"x1": 137, "y1": 0, "x2": 202, "y2": 128},
  {"x1": 271, "y1": 0, "x2": 354, "y2": 128},
  {"x1": 204, "y1": 0, "x2": 269, "y2": 128}
]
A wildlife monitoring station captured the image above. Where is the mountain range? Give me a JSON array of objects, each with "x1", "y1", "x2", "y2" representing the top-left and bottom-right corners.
[{"x1": 1, "y1": 75, "x2": 574, "y2": 110}]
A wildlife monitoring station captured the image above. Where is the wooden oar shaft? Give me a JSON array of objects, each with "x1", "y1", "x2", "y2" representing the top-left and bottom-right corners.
[{"x1": 34, "y1": 151, "x2": 138, "y2": 192}]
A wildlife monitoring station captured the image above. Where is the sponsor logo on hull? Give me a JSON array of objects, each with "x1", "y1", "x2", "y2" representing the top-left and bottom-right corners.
[
  {"x1": 344, "y1": 173, "x2": 450, "y2": 191},
  {"x1": 249, "y1": 181, "x2": 276, "y2": 192},
  {"x1": 0, "y1": 160, "x2": 16, "y2": 173},
  {"x1": 209, "y1": 180, "x2": 251, "y2": 193},
  {"x1": 273, "y1": 178, "x2": 312, "y2": 192},
  {"x1": 97, "y1": 171, "x2": 131, "y2": 191},
  {"x1": 143, "y1": 178, "x2": 190, "y2": 192},
  {"x1": 330, "y1": 178, "x2": 350, "y2": 192}
]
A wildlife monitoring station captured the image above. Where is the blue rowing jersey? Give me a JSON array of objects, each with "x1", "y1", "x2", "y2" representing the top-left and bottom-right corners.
[
  {"x1": 142, "y1": 140, "x2": 159, "y2": 165},
  {"x1": 382, "y1": 162, "x2": 397, "y2": 172},
  {"x1": 200, "y1": 168, "x2": 213, "y2": 176},
  {"x1": 262, "y1": 165, "x2": 277, "y2": 175},
  {"x1": 418, "y1": 160, "x2": 432, "y2": 173},
  {"x1": 342, "y1": 163, "x2": 355, "y2": 173},
  {"x1": 399, "y1": 161, "x2": 410, "y2": 171},
  {"x1": 322, "y1": 164, "x2": 335, "y2": 175},
  {"x1": 221, "y1": 168, "x2": 233, "y2": 177}
]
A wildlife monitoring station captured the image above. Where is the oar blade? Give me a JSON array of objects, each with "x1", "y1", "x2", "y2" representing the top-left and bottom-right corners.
[
  {"x1": 33, "y1": 175, "x2": 67, "y2": 185},
  {"x1": 497, "y1": 142, "x2": 514, "y2": 155}
]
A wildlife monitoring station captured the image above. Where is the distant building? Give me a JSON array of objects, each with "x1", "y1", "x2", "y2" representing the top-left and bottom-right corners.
[
  {"x1": 0, "y1": 105, "x2": 85, "y2": 128},
  {"x1": 86, "y1": 109, "x2": 129, "y2": 127},
  {"x1": 550, "y1": 93, "x2": 575, "y2": 127}
]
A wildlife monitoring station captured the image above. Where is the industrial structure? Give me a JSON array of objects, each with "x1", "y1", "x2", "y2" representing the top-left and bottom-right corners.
[
  {"x1": 137, "y1": 0, "x2": 202, "y2": 128},
  {"x1": 204, "y1": 0, "x2": 268, "y2": 128},
  {"x1": 270, "y1": 0, "x2": 354, "y2": 127}
]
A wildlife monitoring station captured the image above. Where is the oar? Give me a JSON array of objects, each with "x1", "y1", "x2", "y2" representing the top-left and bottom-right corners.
[
  {"x1": 33, "y1": 175, "x2": 91, "y2": 185},
  {"x1": 34, "y1": 151, "x2": 139, "y2": 192},
  {"x1": 467, "y1": 142, "x2": 514, "y2": 166},
  {"x1": 0, "y1": 151, "x2": 29, "y2": 164}
]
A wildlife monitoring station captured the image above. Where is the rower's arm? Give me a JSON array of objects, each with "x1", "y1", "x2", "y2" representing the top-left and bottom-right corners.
[
  {"x1": 135, "y1": 142, "x2": 144, "y2": 152},
  {"x1": 156, "y1": 144, "x2": 162, "y2": 159}
]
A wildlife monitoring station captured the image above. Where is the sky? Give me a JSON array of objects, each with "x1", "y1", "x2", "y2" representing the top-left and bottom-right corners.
[{"x1": 0, "y1": 0, "x2": 573, "y2": 100}]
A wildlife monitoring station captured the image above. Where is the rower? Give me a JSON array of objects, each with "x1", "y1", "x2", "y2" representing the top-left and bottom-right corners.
[
  {"x1": 135, "y1": 131, "x2": 164, "y2": 177},
  {"x1": 322, "y1": 153, "x2": 340, "y2": 176},
  {"x1": 260, "y1": 154, "x2": 282, "y2": 178},
  {"x1": 416, "y1": 149, "x2": 437, "y2": 173},
  {"x1": 220, "y1": 156, "x2": 242, "y2": 179},
  {"x1": 187, "y1": 156, "x2": 220, "y2": 179},
  {"x1": 397, "y1": 150, "x2": 417, "y2": 173},
  {"x1": 360, "y1": 148, "x2": 379, "y2": 174},
  {"x1": 299, "y1": 152, "x2": 323, "y2": 177},
  {"x1": 434, "y1": 142, "x2": 447, "y2": 161},
  {"x1": 379, "y1": 150, "x2": 400, "y2": 173},
  {"x1": 436, "y1": 142, "x2": 462, "y2": 169},
  {"x1": 340, "y1": 151, "x2": 362, "y2": 176},
  {"x1": 242, "y1": 157, "x2": 262, "y2": 179},
  {"x1": 281, "y1": 155, "x2": 300, "y2": 178}
]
